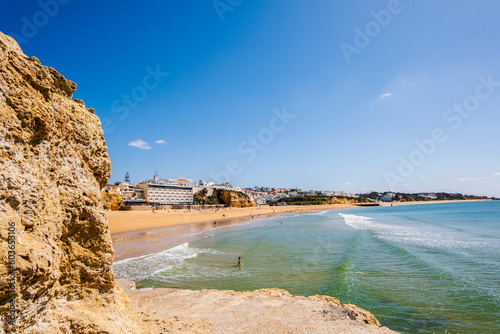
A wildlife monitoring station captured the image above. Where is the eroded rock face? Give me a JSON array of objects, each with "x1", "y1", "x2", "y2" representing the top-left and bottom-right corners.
[
  {"x1": 0, "y1": 31, "x2": 138, "y2": 333},
  {"x1": 101, "y1": 191, "x2": 123, "y2": 211},
  {"x1": 121, "y1": 285, "x2": 398, "y2": 334},
  {"x1": 218, "y1": 190, "x2": 256, "y2": 208}
]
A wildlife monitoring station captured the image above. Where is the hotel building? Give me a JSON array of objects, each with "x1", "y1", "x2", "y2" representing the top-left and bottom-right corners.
[{"x1": 136, "y1": 183, "x2": 193, "y2": 205}]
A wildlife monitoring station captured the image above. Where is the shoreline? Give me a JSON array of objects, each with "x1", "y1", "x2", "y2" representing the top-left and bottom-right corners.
[
  {"x1": 110, "y1": 204, "x2": 358, "y2": 261},
  {"x1": 108, "y1": 204, "x2": 359, "y2": 234},
  {"x1": 109, "y1": 199, "x2": 489, "y2": 261}
]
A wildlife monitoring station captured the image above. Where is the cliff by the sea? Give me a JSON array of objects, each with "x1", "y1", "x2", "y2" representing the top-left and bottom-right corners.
[
  {"x1": 0, "y1": 31, "x2": 139, "y2": 333},
  {"x1": 101, "y1": 190, "x2": 123, "y2": 211},
  {"x1": 0, "y1": 31, "x2": 397, "y2": 333},
  {"x1": 218, "y1": 189, "x2": 256, "y2": 207}
]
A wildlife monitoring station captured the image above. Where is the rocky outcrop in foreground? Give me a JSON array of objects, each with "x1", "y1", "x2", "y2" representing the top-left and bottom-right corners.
[
  {"x1": 118, "y1": 280, "x2": 398, "y2": 334},
  {"x1": 0, "y1": 31, "x2": 139, "y2": 333}
]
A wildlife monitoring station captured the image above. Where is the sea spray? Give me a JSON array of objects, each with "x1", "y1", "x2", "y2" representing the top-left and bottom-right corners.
[{"x1": 113, "y1": 242, "x2": 219, "y2": 281}]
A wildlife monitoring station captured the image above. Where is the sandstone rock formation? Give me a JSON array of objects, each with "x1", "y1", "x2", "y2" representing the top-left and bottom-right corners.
[
  {"x1": 218, "y1": 190, "x2": 255, "y2": 208},
  {"x1": 117, "y1": 279, "x2": 398, "y2": 334},
  {"x1": 0, "y1": 31, "x2": 139, "y2": 333},
  {"x1": 193, "y1": 188, "x2": 255, "y2": 207},
  {"x1": 327, "y1": 196, "x2": 369, "y2": 205},
  {"x1": 101, "y1": 191, "x2": 123, "y2": 211}
]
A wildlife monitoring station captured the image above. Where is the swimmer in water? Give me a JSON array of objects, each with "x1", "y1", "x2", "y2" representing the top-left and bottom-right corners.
[{"x1": 238, "y1": 256, "x2": 243, "y2": 266}]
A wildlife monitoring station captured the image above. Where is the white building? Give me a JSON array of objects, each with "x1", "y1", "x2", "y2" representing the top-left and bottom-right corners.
[
  {"x1": 113, "y1": 182, "x2": 135, "y2": 200},
  {"x1": 263, "y1": 194, "x2": 275, "y2": 202},
  {"x1": 381, "y1": 193, "x2": 395, "y2": 202},
  {"x1": 254, "y1": 196, "x2": 266, "y2": 205},
  {"x1": 213, "y1": 182, "x2": 237, "y2": 191},
  {"x1": 136, "y1": 183, "x2": 193, "y2": 205}
]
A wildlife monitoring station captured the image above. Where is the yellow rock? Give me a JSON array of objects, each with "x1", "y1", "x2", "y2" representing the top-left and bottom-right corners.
[
  {"x1": 101, "y1": 191, "x2": 123, "y2": 211},
  {"x1": 218, "y1": 189, "x2": 256, "y2": 207},
  {"x1": 0, "y1": 31, "x2": 139, "y2": 333}
]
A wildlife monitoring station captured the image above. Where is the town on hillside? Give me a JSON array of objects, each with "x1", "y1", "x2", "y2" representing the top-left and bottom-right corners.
[{"x1": 101, "y1": 173, "x2": 491, "y2": 211}]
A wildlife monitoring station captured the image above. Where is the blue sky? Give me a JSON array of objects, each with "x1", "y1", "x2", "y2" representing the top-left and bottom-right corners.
[{"x1": 2, "y1": 0, "x2": 500, "y2": 197}]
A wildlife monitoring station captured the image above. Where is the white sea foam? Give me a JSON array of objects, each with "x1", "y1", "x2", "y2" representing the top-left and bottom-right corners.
[
  {"x1": 339, "y1": 213, "x2": 491, "y2": 250},
  {"x1": 307, "y1": 210, "x2": 331, "y2": 216},
  {"x1": 338, "y1": 213, "x2": 374, "y2": 229},
  {"x1": 112, "y1": 243, "x2": 218, "y2": 281},
  {"x1": 151, "y1": 262, "x2": 251, "y2": 282}
]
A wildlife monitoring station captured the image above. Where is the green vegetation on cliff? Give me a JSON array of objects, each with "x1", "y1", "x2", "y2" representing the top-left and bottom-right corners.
[{"x1": 193, "y1": 188, "x2": 221, "y2": 205}]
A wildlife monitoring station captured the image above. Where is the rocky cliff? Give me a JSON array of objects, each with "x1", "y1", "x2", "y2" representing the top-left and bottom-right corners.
[
  {"x1": 193, "y1": 189, "x2": 256, "y2": 207},
  {"x1": 218, "y1": 190, "x2": 256, "y2": 208},
  {"x1": 327, "y1": 196, "x2": 369, "y2": 204},
  {"x1": 0, "y1": 32, "x2": 139, "y2": 333},
  {"x1": 101, "y1": 191, "x2": 123, "y2": 211}
]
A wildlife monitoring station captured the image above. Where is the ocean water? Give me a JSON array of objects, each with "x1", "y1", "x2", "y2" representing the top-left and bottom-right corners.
[{"x1": 113, "y1": 201, "x2": 500, "y2": 334}]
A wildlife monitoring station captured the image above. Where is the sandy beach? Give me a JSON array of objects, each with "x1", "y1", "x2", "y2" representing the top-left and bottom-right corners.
[
  {"x1": 108, "y1": 200, "x2": 490, "y2": 235},
  {"x1": 109, "y1": 204, "x2": 358, "y2": 260},
  {"x1": 108, "y1": 204, "x2": 359, "y2": 234}
]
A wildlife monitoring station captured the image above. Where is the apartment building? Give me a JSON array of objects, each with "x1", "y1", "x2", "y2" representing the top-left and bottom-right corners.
[{"x1": 136, "y1": 183, "x2": 193, "y2": 205}]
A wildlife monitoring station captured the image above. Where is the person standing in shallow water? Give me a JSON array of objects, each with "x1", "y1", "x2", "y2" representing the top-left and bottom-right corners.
[{"x1": 238, "y1": 257, "x2": 243, "y2": 267}]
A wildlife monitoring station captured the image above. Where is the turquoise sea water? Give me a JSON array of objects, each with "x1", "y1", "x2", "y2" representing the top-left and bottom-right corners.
[{"x1": 113, "y1": 201, "x2": 500, "y2": 334}]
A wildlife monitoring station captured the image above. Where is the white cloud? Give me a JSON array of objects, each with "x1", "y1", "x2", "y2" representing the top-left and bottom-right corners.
[
  {"x1": 155, "y1": 140, "x2": 167, "y2": 144},
  {"x1": 128, "y1": 139, "x2": 151, "y2": 150},
  {"x1": 345, "y1": 182, "x2": 351, "y2": 185},
  {"x1": 493, "y1": 172, "x2": 500, "y2": 176},
  {"x1": 457, "y1": 177, "x2": 485, "y2": 182},
  {"x1": 379, "y1": 92, "x2": 393, "y2": 99}
]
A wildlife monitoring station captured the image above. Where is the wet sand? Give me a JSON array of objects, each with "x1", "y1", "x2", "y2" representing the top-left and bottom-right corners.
[{"x1": 112, "y1": 216, "x2": 259, "y2": 261}]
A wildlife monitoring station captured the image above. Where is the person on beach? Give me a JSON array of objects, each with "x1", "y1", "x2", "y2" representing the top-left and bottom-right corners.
[{"x1": 238, "y1": 257, "x2": 243, "y2": 267}]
